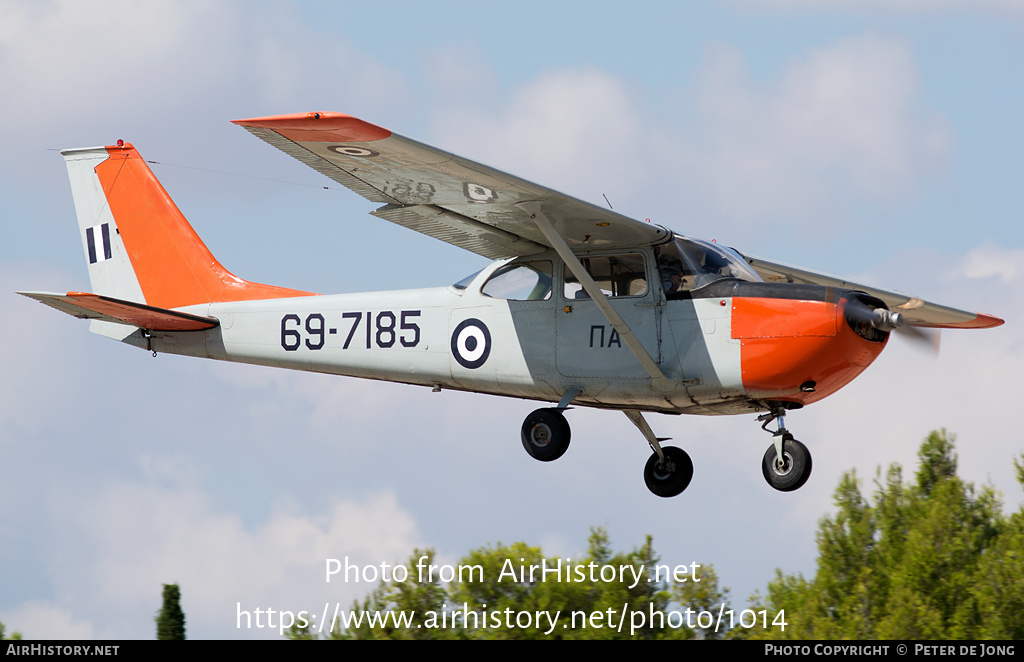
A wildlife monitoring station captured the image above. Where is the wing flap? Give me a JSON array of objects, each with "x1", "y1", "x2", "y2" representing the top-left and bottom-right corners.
[
  {"x1": 743, "y1": 256, "x2": 1004, "y2": 329},
  {"x1": 233, "y1": 112, "x2": 671, "y2": 257},
  {"x1": 19, "y1": 291, "x2": 219, "y2": 331}
]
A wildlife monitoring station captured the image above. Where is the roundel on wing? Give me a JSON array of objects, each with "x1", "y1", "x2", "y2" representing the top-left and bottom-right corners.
[
  {"x1": 451, "y1": 318, "x2": 491, "y2": 369},
  {"x1": 327, "y1": 145, "x2": 379, "y2": 158}
]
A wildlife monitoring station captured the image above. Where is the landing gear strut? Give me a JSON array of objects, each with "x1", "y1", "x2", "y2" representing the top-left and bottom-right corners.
[
  {"x1": 623, "y1": 409, "x2": 694, "y2": 497},
  {"x1": 757, "y1": 408, "x2": 812, "y2": 492}
]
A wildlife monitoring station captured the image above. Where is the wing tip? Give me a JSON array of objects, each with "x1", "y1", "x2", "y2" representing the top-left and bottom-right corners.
[
  {"x1": 232, "y1": 112, "x2": 391, "y2": 143},
  {"x1": 917, "y1": 312, "x2": 1005, "y2": 329},
  {"x1": 964, "y1": 312, "x2": 1005, "y2": 329}
]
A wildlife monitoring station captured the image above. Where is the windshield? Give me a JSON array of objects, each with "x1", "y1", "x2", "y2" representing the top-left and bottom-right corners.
[{"x1": 656, "y1": 235, "x2": 761, "y2": 294}]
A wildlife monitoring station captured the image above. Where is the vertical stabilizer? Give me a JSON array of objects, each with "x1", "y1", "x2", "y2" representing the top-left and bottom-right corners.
[
  {"x1": 61, "y1": 143, "x2": 313, "y2": 310},
  {"x1": 63, "y1": 146, "x2": 147, "y2": 304}
]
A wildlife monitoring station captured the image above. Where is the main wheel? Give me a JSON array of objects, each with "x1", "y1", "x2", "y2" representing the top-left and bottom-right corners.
[
  {"x1": 762, "y1": 435, "x2": 812, "y2": 492},
  {"x1": 521, "y1": 408, "x2": 571, "y2": 462},
  {"x1": 643, "y1": 446, "x2": 694, "y2": 497}
]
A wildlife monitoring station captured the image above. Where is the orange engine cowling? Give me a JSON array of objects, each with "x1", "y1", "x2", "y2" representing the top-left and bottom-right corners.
[{"x1": 732, "y1": 292, "x2": 889, "y2": 406}]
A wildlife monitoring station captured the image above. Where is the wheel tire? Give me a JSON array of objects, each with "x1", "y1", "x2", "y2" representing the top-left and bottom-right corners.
[
  {"x1": 643, "y1": 446, "x2": 694, "y2": 497},
  {"x1": 521, "y1": 408, "x2": 571, "y2": 462},
  {"x1": 762, "y1": 435, "x2": 812, "y2": 492}
]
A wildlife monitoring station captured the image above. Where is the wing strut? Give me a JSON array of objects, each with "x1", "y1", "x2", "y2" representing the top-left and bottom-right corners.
[{"x1": 518, "y1": 201, "x2": 674, "y2": 393}]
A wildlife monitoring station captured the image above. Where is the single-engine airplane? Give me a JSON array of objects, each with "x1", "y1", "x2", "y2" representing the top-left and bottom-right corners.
[{"x1": 21, "y1": 112, "x2": 1004, "y2": 497}]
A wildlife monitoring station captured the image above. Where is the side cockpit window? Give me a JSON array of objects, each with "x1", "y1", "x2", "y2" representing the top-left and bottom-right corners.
[
  {"x1": 481, "y1": 261, "x2": 553, "y2": 300},
  {"x1": 563, "y1": 254, "x2": 648, "y2": 299}
]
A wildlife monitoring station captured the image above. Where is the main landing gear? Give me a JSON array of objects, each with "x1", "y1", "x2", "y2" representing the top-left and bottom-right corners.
[
  {"x1": 519, "y1": 404, "x2": 695, "y2": 498},
  {"x1": 622, "y1": 409, "x2": 693, "y2": 498},
  {"x1": 518, "y1": 400, "x2": 812, "y2": 497},
  {"x1": 758, "y1": 409, "x2": 812, "y2": 492},
  {"x1": 521, "y1": 408, "x2": 571, "y2": 462},
  {"x1": 643, "y1": 446, "x2": 694, "y2": 498}
]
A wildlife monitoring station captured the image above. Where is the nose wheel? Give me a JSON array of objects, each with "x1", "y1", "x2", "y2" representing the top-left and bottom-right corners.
[
  {"x1": 762, "y1": 434, "x2": 812, "y2": 492},
  {"x1": 758, "y1": 409, "x2": 812, "y2": 492}
]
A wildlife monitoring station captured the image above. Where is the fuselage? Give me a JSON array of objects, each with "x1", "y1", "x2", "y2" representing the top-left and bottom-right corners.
[{"x1": 139, "y1": 239, "x2": 889, "y2": 417}]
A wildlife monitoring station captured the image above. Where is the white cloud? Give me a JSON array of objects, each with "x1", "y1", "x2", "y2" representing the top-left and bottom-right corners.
[
  {"x1": 674, "y1": 35, "x2": 952, "y2": 233},
  {"x1": 0, "y1": 0, "x2": 402, "y2": 180},
  {"x1": 33, "y1": 482, "x2": 422, "y2": 639},
  {"x1": 953, "y1": 244, "x2": 1024, "y2": 281},
  {"x1": 0, "y1": 268, "x2": 95, "y2": 437},
  {"x1": 430, "y1": 67, "x2": 646, "y2": 199},
  {"x1": 0, "y1": 1, "x2": 228, "y2": 122},
  {"x1": 423, "y1": 34, "x2": 951, "y2": 241},
  {"x1": 1, "y1": 602, "x2": 96, "y2": 640}
]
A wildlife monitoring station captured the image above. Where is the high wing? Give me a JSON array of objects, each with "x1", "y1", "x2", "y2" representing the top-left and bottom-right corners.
[
  {"x1": 232, "y1": 112, "x2": 670, "y2": 260},
  {"x1": 742, "y1": 254, "x2": 1003, "y2": 329},
  {"x1": 233, "y1": 112, "x2": 1000, "y2": 331}
]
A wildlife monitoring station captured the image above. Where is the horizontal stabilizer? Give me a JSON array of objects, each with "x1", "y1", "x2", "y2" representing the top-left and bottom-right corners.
[{"x1": 18, "y1": 291, "x2": 219, "y2": 331}]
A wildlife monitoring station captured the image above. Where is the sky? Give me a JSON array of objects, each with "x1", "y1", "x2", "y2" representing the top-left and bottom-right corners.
[{"x1": 1, "y1": 0, "x2": 1022, "y2": 640}]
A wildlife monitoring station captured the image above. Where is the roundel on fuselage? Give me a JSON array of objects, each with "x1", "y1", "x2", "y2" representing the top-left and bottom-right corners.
[{"x1": 451, "y1": 318, "x2": 491, "y2": 369}]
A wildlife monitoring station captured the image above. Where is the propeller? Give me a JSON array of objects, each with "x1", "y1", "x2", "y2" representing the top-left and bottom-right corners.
[
  {"x1": 895, "y1": 322, "x2": 941, "y2": 356},
  {"x1": 843, "y1": 294, "x2": 941, "y2": 356}
]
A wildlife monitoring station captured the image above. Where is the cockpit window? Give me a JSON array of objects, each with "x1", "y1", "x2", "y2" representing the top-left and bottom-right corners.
[
  {"x1": 563, "y1": 254, "x2": 648, "y2": 299},
  {"x1": 452, "y1": 269, "x2": 483, "y2": 290},
  {"x1": 481, "y1": 261, "x2": 553, "y2": 300},
  {"x1": 656, "y1": 235, "x2": 761, "y2": 296}
]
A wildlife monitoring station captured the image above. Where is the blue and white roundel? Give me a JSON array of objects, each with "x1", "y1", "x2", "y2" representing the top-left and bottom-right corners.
[{"x1": 451, "y1": 318, "x2": 491, "y2": 369}]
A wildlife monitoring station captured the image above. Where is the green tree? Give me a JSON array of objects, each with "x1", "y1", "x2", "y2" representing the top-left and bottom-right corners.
[
  {"x1": 155, "y1": 583, "x2": 186, "y2": 640},
  {"x1": 295, "y1": 528, "x2": 724, "y2": 640},
  {"x1": 673, "y1": 562, "x2": 731, "y2": 639},
  {"x1": 747, "y1": 430, "x2": 1023, "y2": 640},
  {"x1": 284, "y1": 621, "x2": 317, "y2": 640},
  {"x1": 327, "y1": 548, "x2": 454, "y2": 640},
  {"x1": 0, "y1": 620, "x2": 23, "y2": 640},
  {"x1": 448, "y1": 529, "x2": 675, "y2": 640}
]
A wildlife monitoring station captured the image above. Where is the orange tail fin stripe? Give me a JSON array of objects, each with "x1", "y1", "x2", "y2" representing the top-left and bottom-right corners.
[{"x1": 95, "y1": 144, "x2": 315, "y2": 309}]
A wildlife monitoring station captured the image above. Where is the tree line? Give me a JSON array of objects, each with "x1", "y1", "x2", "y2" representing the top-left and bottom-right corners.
[{"x1": 287, "y1": 430, "x2": 1024, "y2": 640}]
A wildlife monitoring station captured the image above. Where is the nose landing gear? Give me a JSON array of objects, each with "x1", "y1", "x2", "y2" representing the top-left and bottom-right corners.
[{"x1": 758, "y1": 408, "x2": 812, "y2": 492}]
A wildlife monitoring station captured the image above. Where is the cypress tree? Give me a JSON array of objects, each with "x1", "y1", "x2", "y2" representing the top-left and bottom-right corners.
[{"x1": 156, "y1": 583, "x2": 186, "y2": 640}]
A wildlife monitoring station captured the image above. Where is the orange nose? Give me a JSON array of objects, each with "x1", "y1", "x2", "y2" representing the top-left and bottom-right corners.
[{"x1": 731, "y1": 296, "x2": 888, "y2": 405}]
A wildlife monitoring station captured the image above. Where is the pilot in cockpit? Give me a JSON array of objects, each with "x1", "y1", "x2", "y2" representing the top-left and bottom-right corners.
[{"x1": 658, "y1": 256, "x2": 685, "y2": 294}]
